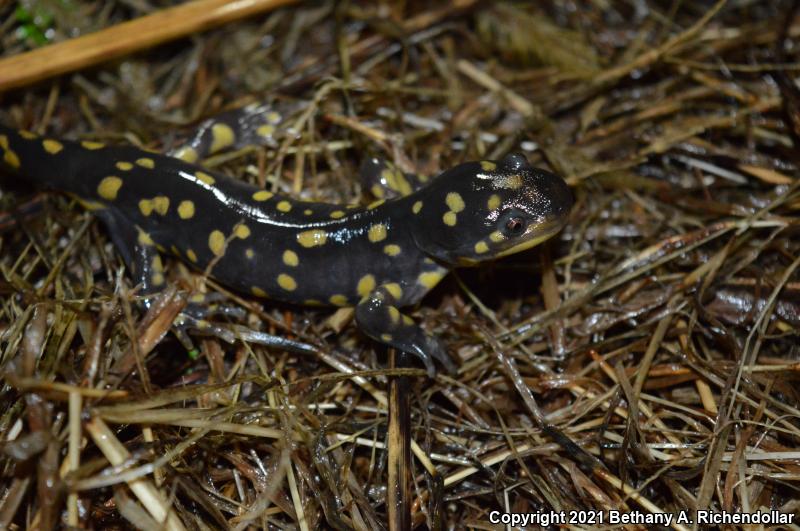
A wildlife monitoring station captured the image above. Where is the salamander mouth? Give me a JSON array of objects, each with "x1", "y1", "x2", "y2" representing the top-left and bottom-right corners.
[{"x1": 493, "y1": 216, "x2": 567, "y2": 258}]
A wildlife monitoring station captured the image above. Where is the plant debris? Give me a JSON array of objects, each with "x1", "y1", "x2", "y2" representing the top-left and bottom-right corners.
[{"x1": 1, "y1": 1, "x2": 799, "y2": 529}]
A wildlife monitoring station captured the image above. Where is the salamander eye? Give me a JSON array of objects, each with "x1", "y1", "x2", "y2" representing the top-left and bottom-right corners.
[{"x1": 499, "y1": 210, "x2": 527, "y2": 237}]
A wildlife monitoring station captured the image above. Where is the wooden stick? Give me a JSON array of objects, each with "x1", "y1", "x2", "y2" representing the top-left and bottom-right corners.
[
  {"x1": 387, "y1": 349, "x2": 412, "y2": 531},
  {"x1": 0, "y1": 0, "x2": 297, "y2": 92}
]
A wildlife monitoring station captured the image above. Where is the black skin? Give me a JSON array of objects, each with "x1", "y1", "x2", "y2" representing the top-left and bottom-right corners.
[{"x1": 0, "y1": 122, "x2": 573, "y2": 375}]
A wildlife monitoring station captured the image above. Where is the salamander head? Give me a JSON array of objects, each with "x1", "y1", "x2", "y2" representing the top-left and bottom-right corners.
[{"x1": 410, "y1": 153, "x2": 573, "y2": 265}]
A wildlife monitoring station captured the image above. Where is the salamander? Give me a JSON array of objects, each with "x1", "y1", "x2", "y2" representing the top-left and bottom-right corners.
[{"x1": 0, "y1": 122, "x2": 573, "y2": 375}]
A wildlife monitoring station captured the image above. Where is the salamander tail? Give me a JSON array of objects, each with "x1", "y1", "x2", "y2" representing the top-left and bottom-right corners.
[{"x1": 0, "y1": 123, "x2": 88, "y2": 194}]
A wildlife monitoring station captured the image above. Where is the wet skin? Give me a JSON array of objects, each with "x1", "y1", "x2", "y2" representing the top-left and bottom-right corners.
[{"x1": 0, "y1": 123, "x2": 573, "y2": 375}]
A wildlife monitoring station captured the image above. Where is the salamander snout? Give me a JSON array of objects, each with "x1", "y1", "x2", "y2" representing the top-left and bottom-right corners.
[{"x1": 538, "y1": 168, "x2": 574, "y2": 221}]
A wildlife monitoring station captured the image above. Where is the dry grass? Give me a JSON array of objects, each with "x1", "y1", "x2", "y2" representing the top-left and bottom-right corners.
[{"x1": 1, "y1": 1, "x2": 799, "y2": 529}]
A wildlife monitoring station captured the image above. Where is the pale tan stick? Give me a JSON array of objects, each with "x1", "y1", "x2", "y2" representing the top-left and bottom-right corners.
[
  {"x1": 0, "y1": 0, "x2": 297, "y2": 92},
  {"x1": 85, "y1": 417, "x2": 186, "y2": 531}
]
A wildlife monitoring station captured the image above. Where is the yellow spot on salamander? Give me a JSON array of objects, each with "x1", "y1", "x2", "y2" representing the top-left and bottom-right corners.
[
  {"x1": 150, "y1": 255, "x2": 164, "y2": 286},
  {"x1": 480, "y1": 160, "x2": 496, "y2": 171},
  {"x1": 367, "y1": 199, "x2": 385, "y2": 210},
  {"x1": 487, "y1": 194, "x2": 501, "y2": 211},
  {"x1": 381, "y1": 168, "x2": 413, "y2": 196},
  {"x1": 252, "y1": 190, "x2": 273, "y2": 201},
  {"x1": 170, "y1": 245, "x2": 180, "y2": 256},
  {"x1": 136, "y1": 157, "x2": 155, "y2": 169},
  {"x1": 388, "y1": 306, "x2": 400, "y2": 324},
  {"x1": 208, "y1": 230, "x2": 226, "y2": 257},
  {"x1": 297, "y1": 229, "x2": 327, "y2": 248},
  {"x1": 186, "y1": 249, "x2": 198, "y2": 262},
  {"x1": 195, "y1": 171, "x2": 215, "y2": 185},
  {"x1": 500, "y1": 174, "x2": 523, "y2": 190},
  {"x1": 383, "y1": 244, "x2": 401, "y2": 256},
  {"x1": 445, "y1": 192, "x2": 465, "y2": 213},
  {"x1": 371, "y1": 184, "x2": 385, "y2": 199},
  {"x1": 474, "y1": 241, "x2": 489, "y2": 254},
  {"x1": 489, "y1": 231, "x2": 505, "y2": 243},
  {"x1": 210, "y1": 123, "x2": 235, "y2": 153},
  {"x1": 395, "y1": 173, "x2": 412, "y2": 196},
  {"x1": 329, "y1": 294, "x2": 348, "y2": 306},
  {"x1": 43, "y1": 139, "x2": 63, "y2": 154},
  {"x1": 116, "y1": 161, "x2": 133, "y2": 171},
  {"x1": 81, "y1": 141, "x2": 105, "y2": 150},
  {"x1": 282, "y1": 250, "x2": 299, "y2": 267},
  {"x1": 245, "y1": 248, "x2": 255, "y2": 259},
  {"x1": 402, "y1": 315, "x2": 414, "y2": 325},
  {"x1": 368, "y1": 223, "x2": 388, "y2": 243},
  {"x1": 252, "y1": 286, "x2": 268, "y2": 297},
  {"x1": 152, "y1": 196, "x2": 169, "y2": 215},
  {"x1": 139, "y1": 199, "x2": 154, "y2": 216},
  {"x1": 442, "y1": 211, "x2": 457, "y2": 226},
  {"x1": 234, "y1": 224, "x2": 251, "y2": 239},
  {"x1": 330, "y1": 210, "x2": 345, "y2": 219},
  {"x1": 256, "y1": 124, "x2": 275, "y2": 137},
  {"x1": 178, "y1": 200, "x2": 195, "y2": 219},
  {"x1": 304, "y1": 209, "x2": 313, "y2": 215},
  {"x1": 418, "y1": 270, "x2": 445, "y2": 289},
  {"x1": 174, "y1": 147, "x2": 198, "y2": 163},
  {"x1": 3, "y1": 149, "x2": 20, "y2": 168},
  {"x1": 137, "y1": 230, "x2": 154, "y2": 246},
  {"x1": 266, "y1": 111, "x2": 282, "y2": 123},
  {"x1": 384, "y1": 283, "x2": 403, "y2": 299},
  {"x1": 357, "y1": 274, "x2": 376, "y2": 297},
  {"x1": 412, "y1": 201, "x2": 423, "y2": 214},
  {"x1": 276, "y1": 200, "x2": 292, "y2": 212},
  {"x1": 97, "y1": 176, "x2": 122, "y2": 200},
  {"x1": 277, "y1": 273, "x2": 297, "y2": 291},
  {"x1": 381, "y1": 333, "x2": 393, "y2": 342},
  {"x1": 19, "y1": 130, "x2": 37, "y2": 139}
]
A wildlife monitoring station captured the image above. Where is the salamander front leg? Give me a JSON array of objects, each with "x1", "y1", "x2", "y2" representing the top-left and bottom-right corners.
[
  {"x1": 169, "y1": 102, "x2": 290, "y2": 163},
  {"x1": 355, "y1": 286, "x2": 456, "y2": 377},
  {"x1": 95, "y1": 211, "x2": 248, "y2": 348},
  {"x1": 359, "y1": 157, "x2": 428, "y2": 200},
  {"x1": 94, "y1": 210, "x2": 167, "y2": 297}
]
